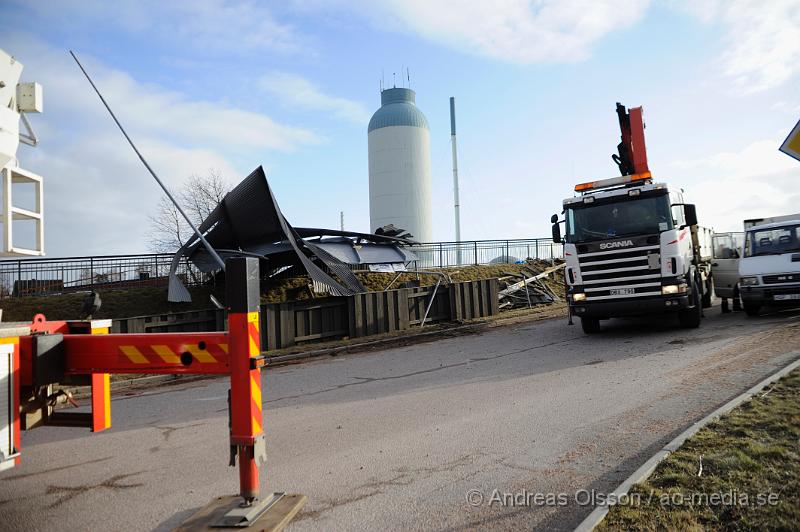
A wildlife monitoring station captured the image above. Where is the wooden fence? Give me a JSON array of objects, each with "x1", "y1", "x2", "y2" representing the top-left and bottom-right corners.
[{"x1": 111, "y1": 279, "x2": 499, "y2": 351}]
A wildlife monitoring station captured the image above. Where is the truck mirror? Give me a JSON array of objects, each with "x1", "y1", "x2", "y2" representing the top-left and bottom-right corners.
[
  {"x1": 684, "y1": 204, "x2": 698, "y2": 227},
  {"x1": 550, "y1": 214, "x2": 559, "y2": 224},
  {"x1": 552, "y1": 223, "x2": 562, "y2": 243}
]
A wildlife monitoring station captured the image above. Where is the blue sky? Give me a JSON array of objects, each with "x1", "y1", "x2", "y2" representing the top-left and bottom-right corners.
[{"x1": 3, "y1": 0, "x2": 799, "y2": 256}]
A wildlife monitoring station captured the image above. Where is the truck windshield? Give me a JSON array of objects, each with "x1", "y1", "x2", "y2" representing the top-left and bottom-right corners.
[
  {"x1": 744, "y1": 224, "x2": 800, "y2": 257},
  {"x1": 565, "y1": 194, "x2": 673, "y2": 243}
]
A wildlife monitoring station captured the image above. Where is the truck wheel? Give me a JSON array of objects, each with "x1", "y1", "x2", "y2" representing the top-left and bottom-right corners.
[
  {"x1": 581, "y1": 317, "x2": 601, "y2": 334},
  {"x1": 678, "y1": 279, "x2": 702, "y2": 328},
  {"x1": 743, "y1": 302, "x2": 761, "y2": 317}
]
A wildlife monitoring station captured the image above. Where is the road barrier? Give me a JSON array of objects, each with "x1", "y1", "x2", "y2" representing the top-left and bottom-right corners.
[{"x1": 1, "y1": 256, "x2": 306, "y2": 526}]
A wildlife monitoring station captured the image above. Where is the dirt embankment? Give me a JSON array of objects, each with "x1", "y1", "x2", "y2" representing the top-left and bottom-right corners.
[{"x1": 2, "y1": 262, "x2": 565, "y2": 322}]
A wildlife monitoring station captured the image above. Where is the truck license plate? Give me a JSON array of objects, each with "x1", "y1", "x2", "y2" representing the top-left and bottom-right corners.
[
  {"x1": 774, "y1": 294, "x2": 800, "y2": 301},
  {"x1": 610, "y1": 288, "x2": 635, "y2": 296}
]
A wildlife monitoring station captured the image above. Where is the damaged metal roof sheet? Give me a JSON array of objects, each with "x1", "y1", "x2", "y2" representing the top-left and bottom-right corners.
[{"x1": 168, "y1": 166, "x2": 416, "y2": 302}]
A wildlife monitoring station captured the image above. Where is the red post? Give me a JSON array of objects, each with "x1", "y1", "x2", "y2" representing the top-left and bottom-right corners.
[{"x1": 226, "y1": 257, "x2": 264, "y2": 504}]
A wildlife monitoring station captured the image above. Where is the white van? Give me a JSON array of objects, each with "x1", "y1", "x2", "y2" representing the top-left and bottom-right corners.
[{"x1": 738, "y1": 214, "x2": 800, "y2": 316}]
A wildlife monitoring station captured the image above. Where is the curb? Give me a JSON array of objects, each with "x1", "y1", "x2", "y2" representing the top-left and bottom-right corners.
[{"x1": 574, "y1": 352, "x2": 800, "y2": 532}]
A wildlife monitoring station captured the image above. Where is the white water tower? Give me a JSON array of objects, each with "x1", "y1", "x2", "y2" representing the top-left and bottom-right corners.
[{"x1": 368, "y1": 87, "x2": 432, "y2": 242}]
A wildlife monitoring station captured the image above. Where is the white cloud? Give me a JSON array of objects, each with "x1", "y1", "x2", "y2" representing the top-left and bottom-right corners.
[
  {"x1": 258, "y1": 72, "x2": 371, "y2": 124},
  {"x1": 354, "y1": 0, "x2": 651, "y2": 63},
  {"x1": 667, "y1": 138, "x2": 800, "y2": 232},
  {"x1": 15, "y1": 0, "x2": 308, "y2": 55},
  {"x1": 677, "y1": 0, "x2": 800, "y2": 93},
  {"x1": 770, "y1": 101, "x2": 800, "y2": 115},
  {"x1": 7, "y1": 34, "x2": 321, "y2": 255}
]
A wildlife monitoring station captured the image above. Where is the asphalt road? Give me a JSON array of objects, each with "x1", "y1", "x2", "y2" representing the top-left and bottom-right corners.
[{"x1": 2, "y1": 305, "x2": 799, "y2": 531}]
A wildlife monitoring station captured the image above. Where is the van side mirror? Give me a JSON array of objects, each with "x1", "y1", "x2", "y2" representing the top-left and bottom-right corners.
[
  {"x1": 550, "y1": 213, "x2": 559, "y2": 224},
  {"x1": 552, "y1": 223, "x2": 562, "y2": 243},
  {"x1": 683, "y1": 204, "x2": 698, "y2": 227}
]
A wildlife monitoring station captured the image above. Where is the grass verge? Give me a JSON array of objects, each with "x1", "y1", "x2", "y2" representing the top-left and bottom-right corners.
[{"x1": 598, "y1": 368, "x2": 800, "y2": 531}]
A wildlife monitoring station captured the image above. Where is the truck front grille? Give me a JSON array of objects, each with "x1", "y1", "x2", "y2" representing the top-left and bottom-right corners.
[{"x1": 578, "y1": 245, "x2": 662, "y2": 300}]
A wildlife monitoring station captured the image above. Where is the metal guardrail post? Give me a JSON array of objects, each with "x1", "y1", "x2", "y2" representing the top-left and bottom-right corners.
[{"x1": 474, "y1": 241, "x2": 478, "y2": 265}]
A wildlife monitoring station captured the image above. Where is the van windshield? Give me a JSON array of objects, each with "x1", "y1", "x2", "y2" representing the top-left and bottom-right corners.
[{"x1": 744, "y1": 225, "x2": 800, "y2": 257}]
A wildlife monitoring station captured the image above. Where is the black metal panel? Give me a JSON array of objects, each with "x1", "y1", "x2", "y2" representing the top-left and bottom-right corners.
[
  {"x1": 226, "y1": 257, "x2": 261, "y2": 313},
  {"x1": 33, "y1": 334, "x2": 64, "y2": 387}
]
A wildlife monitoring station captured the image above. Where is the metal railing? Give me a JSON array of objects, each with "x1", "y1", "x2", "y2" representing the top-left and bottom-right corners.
[
  {"x1": 0, "y1": 238, "x2": 562, "y2": 298},
  {"x1": 409, "y1": 238, "x2": 562, "y2": 269},
  {"x1": 0, "y1": 253, "x2": 210, "y2": 298}
]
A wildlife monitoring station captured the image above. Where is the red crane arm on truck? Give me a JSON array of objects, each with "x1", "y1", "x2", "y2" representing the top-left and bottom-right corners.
[{"x1": 613, "y1": 102, "x2": 650, "y2": 177}]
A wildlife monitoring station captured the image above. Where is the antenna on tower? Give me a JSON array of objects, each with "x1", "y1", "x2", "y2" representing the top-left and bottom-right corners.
[
  {"x1": 407, "y1": 68, "x2": 411, "y2": 89},
  {"x1": 381, "y1": 69, "x2": 384, "y2": 91},
  {"x1": 392, "y1": 72, "x2": 396, "y2": 88}
]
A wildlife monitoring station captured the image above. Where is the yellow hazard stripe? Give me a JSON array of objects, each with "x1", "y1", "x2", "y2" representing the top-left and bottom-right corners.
[
  {"x1": 102, "y1": 373, "x2": 111, "y2": 428},
  {"x1": 251, "y1": 374, "x2": 262, "y2": 434},
  {"x1": 151, "y1": 345, "x2": 181, "y2": 364},
  {"x1": 120, "y1": 346, "x2": 149, "y2": 364},
  {"x1": 0, "y1": 337, "x2": 19, "y2": 345},
  {"x1": 248, "y1": 311, "x2": 260, "y2": 357},
  {"x1": 186, "y1": 345, "x2": 217, "y2": 363},
  {"x1": 251, "y1": 375, "x2": 262, "y2": 407},
  {"x1": 91, "y1": 327, "x2": 109, "y2": 335},
  {"x1": 219, "y1": 343, "x2": 228, "y2": 354}
]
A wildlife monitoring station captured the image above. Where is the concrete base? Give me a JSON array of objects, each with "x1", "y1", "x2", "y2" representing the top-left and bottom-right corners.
[{"x1": 175, "y1": 494, "x2": 307, "y2": 532}]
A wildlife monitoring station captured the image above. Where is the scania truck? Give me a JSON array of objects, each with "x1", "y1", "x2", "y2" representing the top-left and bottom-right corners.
[{"x1": 552, "y1": 103, "x2": 712, "y2": 333}]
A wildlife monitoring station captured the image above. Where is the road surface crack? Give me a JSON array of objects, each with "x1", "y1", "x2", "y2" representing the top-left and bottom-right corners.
[
  {"x1": 45, "y1": 472, "x2": 145, "y2": 508},
  {"x1": 154, "y1": 421, "x2": 206, "y2": 442},
  {"x1": 265, "y1": 337, "x2": 579, "y2": 404},
  {"x1": 4, "y1": 456, "x2": 113, "y2": 480}
]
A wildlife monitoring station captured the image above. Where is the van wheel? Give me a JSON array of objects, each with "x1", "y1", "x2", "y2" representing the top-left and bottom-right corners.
[
  {"x1": 678, "y1": 279, "x2": 702, "y2": 328},
  {"x1": 581, "y1": 317, "x2": 601, "y2": 334},
  {"x1": 743, "y1": 302, "x2": 761, "y2": 317}
]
